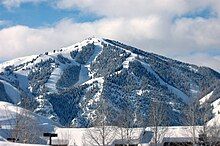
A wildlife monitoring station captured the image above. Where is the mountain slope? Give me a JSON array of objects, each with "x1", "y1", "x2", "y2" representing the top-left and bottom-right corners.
[
  {"x1": 0, "y1": 37, "x2": 219, "y2": 127},
  {"x1": 0, "y1": 101, "x2": 59, "y2": 144}
]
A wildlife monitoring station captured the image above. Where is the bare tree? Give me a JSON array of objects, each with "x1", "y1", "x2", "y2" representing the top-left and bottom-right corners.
[
  {"x1": 3, "y1": 97, "x2": 41, "y2": 144},
  {"x1": 184, "y1": 99, "x2": 201, "y2": 145},
  {"x1": 116, "y1": 105, "x2": 137, "y2": 146},
  {"x1": 206, "y1": 123, "x2": 220, "y2": 146},
  {"x1": 83, "y1": 98, "x2": 117, "y2": 146},
  {"x1": 147, "y1": 99, "x2": 168, "y2": 145},
  {"x1": 196, "y1": 101, "x2": 220, "y2": 145},
  {"x1": 3, "y1": 104, "x2": 21, "y2": 142},
  {"x1": 197, "y1": 100, "x2": 213, "y2": 146}
]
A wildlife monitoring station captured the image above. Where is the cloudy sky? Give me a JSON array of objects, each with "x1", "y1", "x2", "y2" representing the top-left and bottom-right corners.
[{"x1": 0, "y1": 0, "x2": 219, "y2": 71}]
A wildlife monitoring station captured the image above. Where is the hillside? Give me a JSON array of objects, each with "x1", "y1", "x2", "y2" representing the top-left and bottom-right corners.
[
  {"x1": 0, "y1": 37, "x2": 219, "y2": 127},
  {"x1": 0, "y1": 101, "x2": 59, "y2": 143}
]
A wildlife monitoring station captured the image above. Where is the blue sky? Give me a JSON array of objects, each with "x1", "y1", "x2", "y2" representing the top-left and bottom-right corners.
[
  {"x1": 0, "y1": 2, "x2": 101, "y2": 28},
  {"x1": 0, "y1": 0, "x2": 219, "y2": 71}
]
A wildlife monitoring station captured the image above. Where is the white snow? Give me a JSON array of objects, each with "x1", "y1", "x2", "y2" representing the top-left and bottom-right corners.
[
  {"x1": 212, "y1": 98, "x2": 220, "y2": 116},
  {"x1": 136, "y1": 90, "x2": 149, "y2": 96},
  {"x1": 199, "y1": 91, "x2": 213, "y2": 105},
  {"x1": 45, "y1": 67, "x2": 62, "y2": 93},
  {"x1": 0, "y1": 55, "x2": 38, "y2": 73},
  {"x1": 22, "y1": 37, "x2": 103, "y2": 93},
  {"x1": 188, "y1": 65, "x2": 198, "y2": 72},
  {"x1": 208, "y1": 106, "x2": 220, "y2": 126},
  {"x1": 122, "y1": 53, "x2": 137, "y2": 69},
  {"x1": 0, "y1": 101, "x2": 59, "y2": 133},
  {"x1": 0, "y1": 141, "x2": 46, "y2": 146},
  {"x1": 87, "y1": 44, "x2": 103, "y2": 64},
  {"x1": 190, "y1": 89, "x2": 198, "y2": 93},
  {"x1": 55, "y1": 128, "x2": 86, "y2": 146},
  {"x1": 208, "y1": 114, "x2": 220, "y2": 126},
  {"x1": 45, "y1": 37, "x2": 103, "y2": 89},
  {"x1": 0, "y1": 125, "x2": 212, "y2": 146},
  {"x1": 55, "y1": 127, "x2": 143, "y2": 146},
  {"x1": 79, "y1": 38, "x2": 104, "y2": 83},
  {"x1": 76, "y1": 44, "x2": 103, "y2": 85},
  {"x1": 0, "y1": 80, "x2": 21, "y2": 104},
  {"x1": 140, "y1": 61, "x2": 189, "y2": 103},
  {"x1": 119, "y1": 47, "x2": 189, "y2": 102},
  {"x1": 76, "y1": 66, "x2": 90, "y2": 85},
  {"x1": 83, "y1": 77, "x2": 104, "y2": 86},
  {"x1": 0, "y1": 37, "x2": 105, "y2": 97},
  {"x1": 82, "y1": 77, "x2": 104, "y2": 100},
  {"x1": 0, "y1": 101, "x2": 59, "y2": 145},
  {"x1": 83, "y1": 77, "x2": 104, "y2": 104},
  {"x1": 80, "y1": 77, "x2": 104, "y2": 121},
  {"x1": 64, "y1": 38, "x2": 103, "y2": 86},
  {"x1": 199, "y1": 91, "x2": 220, "y2": 126},
  {"x1": 136, "y1": 90, "x2": 143, "y2": 96},
  {"x1": 60, "y1": 37, "x2": 102, "y2": 54},
  {"x1": 53, "y1": 126, "x2": 207, "y2": 146}
]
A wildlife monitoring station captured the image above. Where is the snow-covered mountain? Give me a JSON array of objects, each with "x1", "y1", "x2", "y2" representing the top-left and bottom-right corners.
[{"x1": 0, "y1": 37, "x2": 219, "y2": 127}]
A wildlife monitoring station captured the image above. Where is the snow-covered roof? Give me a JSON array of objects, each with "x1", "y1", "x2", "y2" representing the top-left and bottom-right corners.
[
  {"x1": 55, "y1": 127, "x2": 144, "y2": 146},
  {"x1": 54, "y1": 126, "x2": 209, "y2": 146}
]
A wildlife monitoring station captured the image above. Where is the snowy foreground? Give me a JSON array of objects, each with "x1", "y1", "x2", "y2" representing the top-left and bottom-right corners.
[
  {"x1": 0, "y1": 101, "x2": 219, "y2": 146},
  {"x1": 53, "y1": 126, "x2": 205, "y2": 146},
  {"x1": 0, "y1": 126, "x2": 207, "y2": 146},
  {"x1": 0, "y1": 101, "x2": 220, "y2": 146},
  {"x1": 0, "y1": 101, "x2": 59, "y2": 145},
  {"x1": 0, "y1": 101, "x2": 59, "y2": 129},
  {"x1": 0, "y1": 141, "x2": 47, "y2": 146}
]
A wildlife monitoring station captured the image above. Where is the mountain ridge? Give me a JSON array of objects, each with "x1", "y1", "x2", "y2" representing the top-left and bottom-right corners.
[{"x1": 0, "y1": 37, "x2": 219, "y2": 127}]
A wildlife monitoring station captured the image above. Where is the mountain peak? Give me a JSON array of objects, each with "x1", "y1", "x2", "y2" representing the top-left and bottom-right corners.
[{"x1": 0, "y1": 37, "x2": 219, "y2": 127}]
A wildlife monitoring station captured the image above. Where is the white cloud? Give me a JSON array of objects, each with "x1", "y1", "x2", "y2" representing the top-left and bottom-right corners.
[
  {"x1": 0, "y1": 17, "x2": 165, "y2": 58},
  {"x1": 173, "y1": 18, "x2": 220, "y2": 48},
  {"x1": 55, "y1": 0, "x2": 218, "y2": 18},
  {"x1": 0, "y1": 20, "x2": 9, "y2": 26},
  {"x1": 0, "y1": 0, "x2": 45, "y2": 8},
  {"x1": 0, "y1": 17, "x2": 220, "y2": 70},
  {"x1": 177, "y1": 54, "x2": 220, "y2": 72}
]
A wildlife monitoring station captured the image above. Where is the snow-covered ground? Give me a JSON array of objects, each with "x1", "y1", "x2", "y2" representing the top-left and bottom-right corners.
[
  {"x1": 207, "y1": 97, "x2": 220, "y2": 126},
  {"x1": 45, "y1": 67, "x2": 62, "y2": 93},
  {"x1": 44, "y1": 37, "x2": 104, "y2": 93},
  {"x1": 0, "y1": 101, "x2": 59, "y2": 138},
  {"x1": 0, "y1": 141, "x2": 46, "y2": 146},
  {"x1": 53, "y1": 126, "x2": 206, "y2": 146},
  {"x1": 54, "y1": 127, "x2": 143, "y2": 146},
  {"x1": 199, "y1": 91, "x2": 220, "y2": 126},
  {"x1": 0, "y1": 124, "x2": 217, "y2": 146},
  {"x1": 0, "y1": 55, "x2": 38, "y2": 73},
  {"x1": 0, "y1": 125, "x2": 216, "y2": 146}
]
